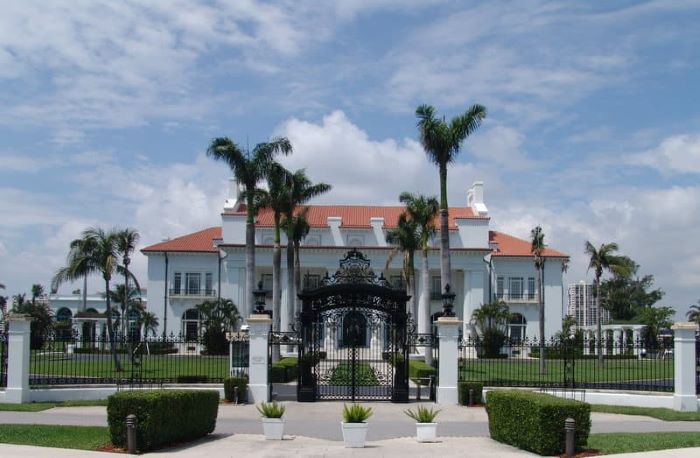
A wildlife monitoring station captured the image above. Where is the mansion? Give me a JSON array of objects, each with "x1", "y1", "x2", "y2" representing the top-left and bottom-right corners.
[{"x1": 142, "y1": 180, "x2": 568, "y2": 341}]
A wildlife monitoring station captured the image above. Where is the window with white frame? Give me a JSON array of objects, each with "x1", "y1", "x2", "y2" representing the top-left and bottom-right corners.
[
  {"x1": 496, "y1": 276, "x2": 504, "y2": 299},
  {"x1": 205, "y1": 272, "x2": 213, "y2": 295},
  {"x1": 431, "y1": 276, "x2": 441, "y2": 300},
  {"x1": 509, "y1": 277, "x2": 523, "y2": 299},
  {"x1": 173, "y1": 272, "x2": 182, "y2": 294},
  {"x1": 509, "y1": 313, "x2": 527, "y2": 342},
  {"x1": 185, "y1": 272, "x2": 201, "y2": 295},
  {"x1": 528, "y1": 277, "x2": 536, "y2": 300}
]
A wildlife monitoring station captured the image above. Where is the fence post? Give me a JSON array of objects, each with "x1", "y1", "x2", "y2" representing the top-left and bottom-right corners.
[
  {"x1": 5, "y1": 314, "x2": 32, "y2": 404},
  {"x1": 671, "y1": 322, "x2": 698, "y2": 412},
  {"x1": 247, "y1": 314, "x2": 272, "y2": 403},
  {"x1": 436, "y1": 316, "x2": 461, "y2": 405}
]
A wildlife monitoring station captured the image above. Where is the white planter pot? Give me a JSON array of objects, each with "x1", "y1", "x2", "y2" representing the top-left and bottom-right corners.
[
  {"x1": 416, "y1": 423, "x2": 437, "y2": 443},
  {"x1": 341, "y1": 422, "x2": 368, "y2": 448},
  {"x1": 262, "y1": 418, "x2": 285, "y2": 440}
]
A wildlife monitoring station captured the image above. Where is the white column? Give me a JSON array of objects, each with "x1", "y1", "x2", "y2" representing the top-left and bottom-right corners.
[
  {"x1": 247, "y1": 314, "x2": 272, "y2": 403},
  {"x1": 279, "y1": 267, "x2": 289, "y2": 334},
  {"x1": 6, "y1": 314, "x2": 32, "y2": 404},
  {"x1": 671, "y1": 322, "x2": 698, "y2": 412},
  {"x1": 633, "y1": 327, "x2": 642, "y2": 359},
  {"x1": 436, "y1": 316, "x2": 461, "y2": 405},
  {"x1": 613, "y1": 328, "x2": 622, "y2": 355}
]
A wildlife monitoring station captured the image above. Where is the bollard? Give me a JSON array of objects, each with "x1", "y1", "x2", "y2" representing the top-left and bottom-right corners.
[
  {"x1": 233, "y1": 386, "x2": 239, "y2": 405},
  {"x1": 126, "y1": 414, "x2": 137, "y2": 454},
  {"x1": 565, "y1": 417, "x2": 576, "y2": 458},
  {"x1": 468, "y1": 388, "x2": 475, "y2": 407},
  {"x1": 416, "y1": 381, "x2": 422, "y2": 401}
]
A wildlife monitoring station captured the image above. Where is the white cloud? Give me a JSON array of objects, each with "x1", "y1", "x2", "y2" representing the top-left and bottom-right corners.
[{"x1": 628, "y1": 134, "x2": 700, "y2": 174}]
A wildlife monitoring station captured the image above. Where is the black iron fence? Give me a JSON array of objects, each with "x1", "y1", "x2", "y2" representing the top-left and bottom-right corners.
[
  {"x1": 0, "y1": 331, "x2": 7, "y2": 388},
  {"x1": 29, "y1": 333, "x2": 249, "y2": 387},
  {"x1": 459, "y1": 337, "x2": 674, "y2": 392}
]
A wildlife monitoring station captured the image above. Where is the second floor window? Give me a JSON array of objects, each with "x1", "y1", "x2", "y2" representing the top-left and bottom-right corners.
[
  {"x1": 528, "y1": 277, "x2": 536, "y2": 299},
  {"x1": 185, "y1": 273, "x2": 201, "y2": 294},
  {"x1": 205, "y1": 272, "x2": 213, "y2": 294},
  {"x1": 509, "y1": 277, "x2": 523, "y2": 299},
  {"x1": 496, "y1": 276, "x2": 504, "y2": 299},
  {"x1": 173, "y1": 272, "x2": 182, "y2": 294}
]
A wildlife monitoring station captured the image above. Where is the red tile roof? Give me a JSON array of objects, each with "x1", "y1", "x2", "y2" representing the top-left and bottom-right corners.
[
  {"x1": 489, "y1": 231, "x2": 568, "y2": 258},
  {"x1": 141, "y1": 227, "x2": 221, "y2": 253},
  {"x1": 226, "y1": 205, "x2": 486, "y2": 229},
  {"x1": 142, "y1": 225, "x2": 568, "y2": 258}
]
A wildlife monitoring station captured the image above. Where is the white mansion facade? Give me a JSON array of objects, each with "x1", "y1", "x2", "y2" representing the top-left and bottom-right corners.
[{"x1": 142, "y1": 180, "x2": 568, "y2": 341}]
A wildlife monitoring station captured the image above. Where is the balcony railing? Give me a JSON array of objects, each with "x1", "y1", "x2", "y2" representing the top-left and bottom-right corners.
[
  {"x1": 496, "y1": 292, "x2": 537, "y2": 302},
  {"x1": 169, "y1": 288, "x2": 216, "y2": 298}
]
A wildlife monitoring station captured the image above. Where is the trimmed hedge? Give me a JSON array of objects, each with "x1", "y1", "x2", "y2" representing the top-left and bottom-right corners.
[
  {"x1": 224, "y1": 377, "x2": 248, "y2": 403},
  {"x1": 107, "y1": 390, "x2": 219, "y2": 452},
  {"x1": 486, "y1": 390, "x2": 591, "y2": 456},
  {"x1": 409, "y1": 360, "x2": 437, "y2": 385},
  {"x1": 269, "y1": 365, "x2": 287, "y2": 383},
  {"x1": 458, "y1": 382, "x2": 484, "y2": 405}
]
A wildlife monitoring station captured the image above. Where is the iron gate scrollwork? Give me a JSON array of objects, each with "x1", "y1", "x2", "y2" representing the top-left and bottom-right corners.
[{"x1": 297, "y1": 249, "x2": 411, "y2": 402}]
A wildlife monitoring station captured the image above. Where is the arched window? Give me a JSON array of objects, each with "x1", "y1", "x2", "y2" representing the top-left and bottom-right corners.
[
  {"x1": 509, "y1": 313, "x2": 527, "y2": 342},
  {"x1": 56, "y1": 307, "x2": 72, "y2": 322},
  {"x1": 182, "y1": 308, "x2": 200, "y2": 342}
]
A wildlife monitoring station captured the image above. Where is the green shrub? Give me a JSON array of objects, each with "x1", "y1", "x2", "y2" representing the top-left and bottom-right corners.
[
  {"x1": 256, "y1": 401, "x2": 285, "y2": 418},
  {"x1": 477, "y1": 329, "x2": 507, "y2": 358},
  {"x1": 486, "y1": 390, "x2": 591, "y2": 456},
  {"x1": 458, "y1": 382, "x2": 484, "y2": 405},
  {"x1": 224, "y1": 377, "x2": 248, "y2": 403},
  {"x1": 107, "y1": 390, "x2": 218, "y2": 452},
  {"x1": 277, "y1": 357, "x2": 299, "y2": 381},
  {"x1": 409, "y1": 360, "x2": 437, "y2": 384},
  {"x1": 342, "y1": 403, "x2": 373, "y2": 423},
  {"x1": 269, "y1": 365, "x2": 287, "y2": 383},
  {"x1": 404, "y1": 405, "x2": 440, "y2": 423},
  {"x1": 175, "y1": 375, "x2": 209, "y2": 384}
]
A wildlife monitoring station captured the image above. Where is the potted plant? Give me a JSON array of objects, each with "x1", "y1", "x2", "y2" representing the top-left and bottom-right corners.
[
  {"x1": 341, "y1": 403, "x2": 373, "y2": 448},
  {"x1": 256, "y1": 401, "x2": 286, "y2": 440},
  {"x1": 404, "y1": 405, "x2": 440, "y2": 442}
]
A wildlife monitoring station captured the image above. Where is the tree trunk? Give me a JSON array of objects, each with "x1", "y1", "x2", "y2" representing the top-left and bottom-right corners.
[
  {"x1": 596, "y1": 277, "x2": 604, "y2": 366},
  {"x1": 538, "y1": 264, "x2": 546, "y2": 375},
  {"x1": 420, "y1": 249, "x2": 433, "y2": 365},
  {"x1": 245, "y1": 220, "x2": 256, "y2": 317},
  {"x1": 439, "y1": 164, "x2": 451, "y2": 292},
  {"x1": 271, "y1": 220, "x2": 281, "y2": 362},
  {"x1": 286, "y1": 241, "x2": 295, "y2": 329},
  {"x1": 294, "y1": 241, "x2": 302, "y2": 319},
  {"x1": 104, "y1": 278, "x2": 122, "y2": 372},
  {"x1": 123, "y1": 261, "x2": 129, "y2": 341},
  {"x1": 407, "y1": 251, "x2": 417, "y2": 321},
  {"x1": 82, "y1": 275, "x2": 87, "y2": 312}
]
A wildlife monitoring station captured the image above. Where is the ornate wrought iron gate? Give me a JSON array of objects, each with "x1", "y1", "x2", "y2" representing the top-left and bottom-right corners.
[{"x1": 297, "y1": 249, "x2": 410, "y2": 402}]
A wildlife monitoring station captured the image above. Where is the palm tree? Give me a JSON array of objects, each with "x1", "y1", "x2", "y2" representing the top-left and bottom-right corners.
[
  {"x1": 107, "y1": 284, "x2": 142, "y2": 337},
  {"x1": 386, "y1": 213, "x2": 420, "y2": 321},
  {"x1": 53, "y1": 237, "x2": 98, "y2": 312},
  {"x1": 585, "y1": 241, "x2": 632, "y2": 365},
  {"x1": 138, "y1": 311, "x2": 159, "y2": 354},
  {"x1": 207, "y1": 137, "x2": 292, "y2": 316},
  {"x1": 115, "y1": 228, "x2": 140, "y2": 337},
  {"x1": 398, "y1": 192, "x2": 439, "y2": 343},
  {"x1": 416, "y1": 104, "x2": 487, "y2": 293},
  {"x1": 530, "y1": 226, "x2": 546, "y2": 374},
  {"x1": 281, "y1": 170, "x2": 331, "y2": 327},
  {"x1": 53, "y1": 227, "x2": 123, "y2": 371},
  {"x1": 686, "y1": 300, "x2": 700, "y2": 325}
]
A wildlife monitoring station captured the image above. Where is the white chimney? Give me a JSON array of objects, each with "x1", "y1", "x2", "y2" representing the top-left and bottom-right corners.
[
  {"x1": 370, "y1": 217, "x2": 386, "y2": 247},
  {"x1": 467, "y1": 181, "x2": 488, "y2": 216},
  {"x1": 223, "y1": 178, "x2": 241, "y2": 211}
]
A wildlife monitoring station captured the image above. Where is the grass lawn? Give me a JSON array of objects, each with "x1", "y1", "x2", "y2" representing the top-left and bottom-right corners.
[
  {"x1": 0, "y1": 424, "x2": 110, "y2": 450},
  {"x1": 588, "y1": 432, "x2": 700, "y2": 455},
  {"x1": 329, "y1": 362, "x2": 379, "y2": 386},
  {"x1": 459, "y1": 358, "x2": 673, "y2": 385},
  {"x1": 0, "y1": 399, "x2": 107, "y2": 412},
  {"x1": 591, "y1": 404, "x2": 700, "y2": 421}
]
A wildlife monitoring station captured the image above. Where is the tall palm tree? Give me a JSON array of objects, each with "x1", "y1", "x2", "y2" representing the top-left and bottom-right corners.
[
  {"x1": 585, "y1": 241, "x2": 632, "y2": 366},
  {"x1": 107, "y1": 284, "x2": 142, "y2": 336},
  {"x1": 281, "y1": 170, "x2": 331, "y2": 327},
  {"x1": 399, "y1": 192, "x2": 439, "y2": 340},
  {"x1": 207, "y1": 137, "x2": 292, "y2": 316},
  {"x1": 530, "y1": 226, "x2": 546, "y2": 374},
  {"x1": 139, "y1": 311, "x2": 159, "y2": 338},
  {"x1": 416, "y1": 104, "x2": 486, "y2": 293},
  {"x1": 30, "y1": 284, "x2": 45, "y2": 305},
  {"x1": 686, "y1": 300, "x2": 700, "y2": 325},
  {"x1": 53, "y1": 227, "x2": 123, "y2": 371},
  {"x1": 385, "y1": 213, "x2": 420, "y2": 321},
  {"x1": 116, "y1": 228, "x2": 140, "y2": 336}
]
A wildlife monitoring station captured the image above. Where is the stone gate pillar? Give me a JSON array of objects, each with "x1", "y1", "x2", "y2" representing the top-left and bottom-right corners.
[
  {"x1": 436, "y1": 316, "x2": 461, "y2": 405},
  {"x1": 672, "y1": 322, "x2": 698, "y2": 412},
  {"x1": 247, "y1": 314, "x2": 272, "y2": 403},
  {"x1": 5, "y1": 314, "x2": 32, "y2": 404}
]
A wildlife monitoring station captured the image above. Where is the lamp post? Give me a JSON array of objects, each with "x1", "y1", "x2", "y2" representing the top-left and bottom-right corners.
[{"x1": 441, "y1": 284, "x2": 456, "y2": 318}]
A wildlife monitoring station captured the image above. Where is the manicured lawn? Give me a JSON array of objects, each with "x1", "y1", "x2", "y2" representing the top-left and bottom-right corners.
[
  {"x1": 591, "y1": 404, "x2": 700, "y2": 421},
  {"x1": 329, "y1": 362, "x2": 379, "y2": 386},
  {"x1": 459, "y1": 358, "x2": 673, "y2": 385},
  {"x1": 0, "y1": 399, "x2": 108, "y2": 412},
  {"x1": 0, "y1": 424, "x2": 110, "y2": 450},
  {"x1": 588, "y1": 432, "x2": 700, "y2": 455}
]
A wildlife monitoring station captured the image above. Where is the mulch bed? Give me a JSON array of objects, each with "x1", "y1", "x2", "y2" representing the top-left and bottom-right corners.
[
  {"x1": 96, "y1": 443, "x2": 126, "y2": 453},
  {"x1": 558, "y1": 450, "x2": 600, "y2": 457}
]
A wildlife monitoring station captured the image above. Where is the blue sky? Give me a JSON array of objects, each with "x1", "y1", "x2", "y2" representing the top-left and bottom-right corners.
[{"x1": 1, "y1": 1, "x2": 699, "y2": 317}]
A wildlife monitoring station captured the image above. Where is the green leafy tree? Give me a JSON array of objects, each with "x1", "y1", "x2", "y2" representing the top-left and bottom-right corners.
[
  {"x1": 398, "y1": 192, "x2": 439, "y2": 346},
  {"x1": 52, "y1": 227, "x2": 124, "y2": 371},
  {"x1": 12, "y1": 293, "x2": 53, "y2": 349},
  {"x1": 636, "y1": 306, "x2": 675, "y2": 348},
  {"x1": 530, "y1": 226, "x2": 546, "y2": 374},
  {"x1": 385, "y1": 213, "x2": 420, "y2": 320},
  {"x1": 207, "y1": 137, "x2": 292, "y2": 317},
  {"x1": 416, "y1": 103, "x2": 486, "y2": 293},
  {"x1": 686, "y1": 300, "x2": 700, "y2": 325},
  {"x1": 138, "y1": 311, "x2": 159, "y2": 338},
  {"x1": 195, "y1": 299, "x2": 241, "y2": 355},
  {"x1": 31, "y1": 284, "x2": 45, "y2": 304},
  {"x1": 600, "y1": 257, "x2": 664, "y2": 321},
  {"x1": 585, "y1": 241, "x2": 633, "y2": 365}
]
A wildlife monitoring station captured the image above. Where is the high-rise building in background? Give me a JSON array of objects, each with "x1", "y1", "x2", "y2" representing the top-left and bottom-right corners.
[{"x1": 567, "y1": 281, "x2": 610, "y2": 327}]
